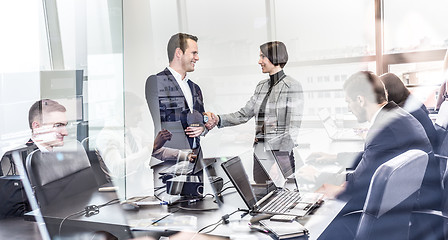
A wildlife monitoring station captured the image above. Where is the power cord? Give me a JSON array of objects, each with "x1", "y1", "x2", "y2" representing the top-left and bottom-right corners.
[
  {"x1": 58, "y1": 209, "x2": 86, "y2": 237},
  {"x1": 58, "y1": 198, "x2": 120, "y2": 237},
  {"x1": 217, "y1": 186, "x2": 235, "y2": 196},
  {"x1": 197, "y1": 209, "x2": 246, "y2": 234}
]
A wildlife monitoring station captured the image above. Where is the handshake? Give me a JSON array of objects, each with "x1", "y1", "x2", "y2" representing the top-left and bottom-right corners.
[{"x1": 204, "y1": 112, "x2": 220, "y2": 130}]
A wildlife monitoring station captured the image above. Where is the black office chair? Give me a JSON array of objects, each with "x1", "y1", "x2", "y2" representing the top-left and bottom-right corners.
[
  {"x1": 80, "y1": 137, "x2": 112, "y2": 186},
  {"x1": 25, "y1": 140, "x2": 98, "y2": 208},
  {"x1": 411, "y1": 132, "x2": 448, "y2": 240},
  {"x1": 347, "y1": 149, "x2": 428, "y2": 240}
]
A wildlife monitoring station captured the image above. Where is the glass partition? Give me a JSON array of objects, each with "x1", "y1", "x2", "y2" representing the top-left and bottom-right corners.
[{"x1": 1, "y1": 0, "x2": 447, "y2": 237}]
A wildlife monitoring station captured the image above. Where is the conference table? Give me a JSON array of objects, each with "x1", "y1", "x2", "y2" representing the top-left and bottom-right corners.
[{"x1": 25, "y1": 128, "x2": 364, "y2": 240}]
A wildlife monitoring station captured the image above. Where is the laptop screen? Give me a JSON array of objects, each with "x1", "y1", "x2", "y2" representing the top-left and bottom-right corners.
[
  {"x1": 221, "y1": 156, "x2": 257, "y2": 209},
  {"x1": 192, "y1": 147, "x2": 216, "y2": 174},
  {"x1": 253, "y1": 154, "x2": 272, "y2": 184},
  {"x1": 272, "y1": 150, "x2": 294, "y2": 179},
  {"x1": 318, "y1": 108, "x2": 338, "y2": 137}
]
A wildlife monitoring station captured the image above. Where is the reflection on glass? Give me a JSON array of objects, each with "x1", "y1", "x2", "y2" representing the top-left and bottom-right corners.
[{"x1": 384, "y1": 0, "x2": 448, "y2": 53}]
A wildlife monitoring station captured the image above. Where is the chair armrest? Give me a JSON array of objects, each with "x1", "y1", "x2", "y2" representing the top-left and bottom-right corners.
[
  {"x1": 412, "y1": 209, "x2": 448, "y2": 220},
  {"x1": 342, "y1": 210, "x2": 363, "y2": 217}
]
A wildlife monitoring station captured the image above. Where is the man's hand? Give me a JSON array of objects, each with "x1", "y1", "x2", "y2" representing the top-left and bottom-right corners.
[
  {"x1": 153, "y1": 129, "x2": 172, "y2": 151},
  {"x1": 185, "y1": 125, "x2": 205, "y2": 138},
  {"x1": 315, "y1": 182, "x2": 346, "y2": 199},
  {"x1": 187, "y1": 152, "x2": 197, "y2": 163},
  {"x1": 204, "y1": 112, "x2": 219, "y2": 130}
]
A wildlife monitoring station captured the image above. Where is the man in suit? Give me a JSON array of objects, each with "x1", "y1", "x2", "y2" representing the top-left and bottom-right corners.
[
  {"x1": 0, "y1": 99, "x2": 63, "y2": 218},
  {"x1": 317, "y1": 71, "x2": 442, "y2": 240},
  {"x1": 27, "y1": 99, "x2": 69, "y2": 152},
  {"x1": 145, "y1": 33, "x2": 206, "y2": 150}
]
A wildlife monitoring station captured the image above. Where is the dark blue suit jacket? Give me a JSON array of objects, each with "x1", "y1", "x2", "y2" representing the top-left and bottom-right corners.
[
  {"x1": 145, "y1": 68, "x2": 205, "y2": 149},
  {"x1": 339, "y1": 102, "x2": 441, "y2": 213},
  {"x1": 409, "y1": 104, "x2": 438, "y2": 151},
  {"x1": 320, "y1": 102, "x2": 443, "y2": 240}
]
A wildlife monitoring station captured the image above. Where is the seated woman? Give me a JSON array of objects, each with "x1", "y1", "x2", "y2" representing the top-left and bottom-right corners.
[{"x1": 380, "y1": 72, "x2": 438, "y2": 150}]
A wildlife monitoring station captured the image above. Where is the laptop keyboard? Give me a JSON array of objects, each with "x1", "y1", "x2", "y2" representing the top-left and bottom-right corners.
[
  {"x1": 259, "y1": 190, "x2": 302, "y2": 213},
  {"x1": 162, "y1": 161, "x2": 194, "y2": 175}
]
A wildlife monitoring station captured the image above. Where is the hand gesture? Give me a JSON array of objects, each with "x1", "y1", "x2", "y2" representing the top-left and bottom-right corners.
[
  {"x1": 185, "y1": 125, "x2": 205, "y2": 138},
  {"x1": 204, "y1": 112, "x2": 219, "y2": 130}
]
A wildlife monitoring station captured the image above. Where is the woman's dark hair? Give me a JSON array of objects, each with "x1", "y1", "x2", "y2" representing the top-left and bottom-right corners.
[
  {"x1": 260, "y1": 41, "x2": 288, "y2": 68},
  {"x1": 380, "y1": 73, "x2": 410, "y2": 107}
]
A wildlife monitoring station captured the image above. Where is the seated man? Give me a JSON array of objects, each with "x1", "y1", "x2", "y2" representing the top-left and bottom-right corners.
[
  {"x1": 27, "y1": 99, "x2": 69, "y2": 152},
  {"x1": 317, "y1": 71, "x2": 442, "y2": 240}
]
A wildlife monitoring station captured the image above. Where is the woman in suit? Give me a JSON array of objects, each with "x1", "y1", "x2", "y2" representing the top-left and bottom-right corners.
[{"x1": 206, "y1": 41, "x2": 304, "y2": 182}]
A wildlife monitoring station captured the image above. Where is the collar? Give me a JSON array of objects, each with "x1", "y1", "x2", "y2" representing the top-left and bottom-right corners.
[
  {"x1": 31, "y1": 137, "x2": 50, "y2": 152},
  {"x1": 369, "y1": 102, "x2": 387, "y2": 128},
  {"x1": 269, "y1": 70, "x2": 285, "y2": 87},
  {"x1": 167, "y1": 66, "x2": 189, "y2": 83}
]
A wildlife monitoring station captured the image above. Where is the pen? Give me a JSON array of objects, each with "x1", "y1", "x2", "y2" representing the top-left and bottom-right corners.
[{"x1": 152, "y1": 212, "x2": 172, "y2": 225}]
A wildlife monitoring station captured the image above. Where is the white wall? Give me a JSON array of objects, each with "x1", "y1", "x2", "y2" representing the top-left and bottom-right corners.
[{"x1": 0, "y1": 1, "x2": 43, "y2": 148}]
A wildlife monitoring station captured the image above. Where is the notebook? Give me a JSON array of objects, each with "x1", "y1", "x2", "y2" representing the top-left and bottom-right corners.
[
  {"x1": 318, "y1": 108, "x2": 363, "y2": 141},
  {"x1": 221, "y1": 156, "x2": 323, "y2": 217},
  {"x1": 259, "y1": 219, "x2": 308, "y2": 239}
]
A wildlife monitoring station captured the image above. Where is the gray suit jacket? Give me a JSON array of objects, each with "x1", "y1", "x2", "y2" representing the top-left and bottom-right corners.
[{"x1": 219, "y1": 75, "x2": 303, "y2": 151}]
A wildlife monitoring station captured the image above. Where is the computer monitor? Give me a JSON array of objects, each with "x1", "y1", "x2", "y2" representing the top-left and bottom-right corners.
[{"x1": 40, "y1": 70, "x2": 84, "y2": 122}]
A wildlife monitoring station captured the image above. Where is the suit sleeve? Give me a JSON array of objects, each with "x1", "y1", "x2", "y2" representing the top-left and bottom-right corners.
[
  {"x1": 145, "y1": 75, "x2": 162, "y2": 135},
  {"x1": 218, "y1": 86, "x2": 260, "y2": 128},
  {"x1": 338, "y1": 126, "x2": 397, "y2": 205},
  {"x1": 281, "y1": 80, "x2": 304, "y2": 147}
]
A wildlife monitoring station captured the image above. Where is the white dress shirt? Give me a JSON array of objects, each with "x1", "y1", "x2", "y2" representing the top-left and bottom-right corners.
[{"x1": 167, "y1": 66, "x2": 193, "y2": 113}]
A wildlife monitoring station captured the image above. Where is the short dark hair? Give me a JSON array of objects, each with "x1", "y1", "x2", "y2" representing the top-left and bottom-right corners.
[
  {"x1": 28, "y1": 99, "x2": 66, "y2": 129},
  {"x1": 260, "y1": 41, "x2": 288, "y2": 68},
  {"x1": 167, "y1": 33, "x2": 198, "y2": 62},
  {"x1": 343, "y1": 71, "x2": 388, "y2": 104},
  {"x1": 380, "y1": 73, "x2": 410, "y2": 107}
]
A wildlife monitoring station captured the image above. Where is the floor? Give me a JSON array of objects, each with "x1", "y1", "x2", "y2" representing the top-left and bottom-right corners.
[{"x1": 0, "y1": 217, "x2": 42, "y2": 240}]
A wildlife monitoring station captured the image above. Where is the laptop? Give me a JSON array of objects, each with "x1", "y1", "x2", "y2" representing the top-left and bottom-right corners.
[
  {"x1": 221, "y1": 156, "x2": 323, "y2": 217},
  {"x1": 318, "y1": 108, "x2": 364, "y2": 141},
  {"x1": 159, "y1": 148, "x2": 216, "y2": 176},
  {"x1": 271, "y1": 150, "x2": 295, "y2": 180}
]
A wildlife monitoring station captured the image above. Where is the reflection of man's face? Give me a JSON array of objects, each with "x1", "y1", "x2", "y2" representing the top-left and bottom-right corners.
[
  {"x1": 33, "y1": 111, "x2": 68, "y2": 149},
  {"x1": 345, "y1": 95, "x2": 367, "y2": 123},
  {"x1": 180, "y1": 39, "x2": 199, "y2": 73}
]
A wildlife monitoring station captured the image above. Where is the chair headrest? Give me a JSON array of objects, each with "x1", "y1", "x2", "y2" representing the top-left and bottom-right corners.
[
  {"x1": 364, "y1": 149, "x2": 428, "y2": 218},
  {"x1": 30, "y1": 141, "x2": 91, "y2": 186}
]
